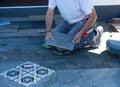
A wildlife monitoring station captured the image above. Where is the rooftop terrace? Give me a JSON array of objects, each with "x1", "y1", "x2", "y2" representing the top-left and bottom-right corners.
[{"x1": 0, "y1": 11, "x2": 120, "y2": 87}]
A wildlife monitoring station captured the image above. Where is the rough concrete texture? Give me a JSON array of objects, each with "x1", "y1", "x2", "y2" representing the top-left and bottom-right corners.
[{"x1": 0, "y1": 21, "x2": 120, "y2": 87}]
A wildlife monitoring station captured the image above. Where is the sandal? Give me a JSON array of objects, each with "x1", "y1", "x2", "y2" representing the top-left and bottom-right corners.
[
  {"x1": 42, "y1": 44, "x2": 54, "y2": 49},
  {"x1": 53, "y1": 48, "x2": 74, "y2": 56}
]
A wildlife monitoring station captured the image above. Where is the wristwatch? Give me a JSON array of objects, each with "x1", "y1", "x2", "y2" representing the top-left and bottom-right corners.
[{"x1": 46, "y1": 30, "x2": 51, "y2": 32}]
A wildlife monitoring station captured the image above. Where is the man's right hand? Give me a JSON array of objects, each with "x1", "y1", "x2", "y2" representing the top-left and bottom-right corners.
[{"x1": 45, "y1": 32, "x2": 54, "y2": 41}]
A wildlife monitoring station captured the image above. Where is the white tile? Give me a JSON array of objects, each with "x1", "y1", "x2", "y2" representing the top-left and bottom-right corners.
[
  {"x1": 14, "y1": 73, "x2": 41, "y2": 87},
  {"x1": 30, "y1": 66, "x2": 55, "y2": 79},
  {"x1": 0, "y1": 68, "x2": 26, "y2": 80},
  {"x1": 0, "y1": 61, "x2": 55, "y2": 87}
]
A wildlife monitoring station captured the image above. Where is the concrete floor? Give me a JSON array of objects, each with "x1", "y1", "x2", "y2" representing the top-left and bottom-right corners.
[{"x1": 0, "y1": 21, "x2": 120, "y2": 87}]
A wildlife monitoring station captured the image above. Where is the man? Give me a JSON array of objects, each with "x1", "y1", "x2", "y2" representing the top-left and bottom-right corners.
[{"x1": 44, "y1": 0, "x2": 103, "y2": 55}]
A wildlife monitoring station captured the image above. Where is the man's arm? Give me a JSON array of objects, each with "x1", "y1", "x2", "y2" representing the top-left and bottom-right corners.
[
  {"x1": 46, "y1": 8, "x2": 54, "y2": 31},
  {"x1": 73, "y1": 8, "x2": 97, "y2": 43},
  {"x1": 45, "y1": 8, "x2": 54, "y2": 40},
  {"x1": 79, "y1": 8, "x2": 97, "y2": 35}
]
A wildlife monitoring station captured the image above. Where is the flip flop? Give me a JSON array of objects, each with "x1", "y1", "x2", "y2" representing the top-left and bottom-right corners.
[
  {"x1": 42, "y1": 44, "x2": 53, "y2": 49},
  {"x1": 53, "y1": 48, "x2": 74, "y2": 56}
]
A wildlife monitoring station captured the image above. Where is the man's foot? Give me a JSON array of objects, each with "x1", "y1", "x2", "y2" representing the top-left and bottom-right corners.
[
  {"x1": 91, "y1": 26, "x2": 103, "y2": 48},
  {"x1": 42, "y1": 44, "x2": 54, "y2": 49},
  {"x1": 53, "y1": 48, "x2": 74, "y2": 56}
]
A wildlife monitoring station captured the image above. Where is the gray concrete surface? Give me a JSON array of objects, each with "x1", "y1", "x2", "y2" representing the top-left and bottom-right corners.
[{"x1": 0, "y1": 21, "x2": 120, "y2": 87}]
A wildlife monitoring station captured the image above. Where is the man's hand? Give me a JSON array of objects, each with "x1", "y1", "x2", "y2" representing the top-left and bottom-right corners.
[
  {"x1": 45, "y1": 32, "x2": 54, "y2": 41},
  {"x1": 72, "y1": 32, "x2": 82, "y2": 44}
]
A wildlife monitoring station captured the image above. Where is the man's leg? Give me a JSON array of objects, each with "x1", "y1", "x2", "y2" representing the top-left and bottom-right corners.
[
  {"x1": 50, "y1": 21, "x2": 75, "y2": 55},
  {"x1": 67, "y1": 20, "x2": 97, "y2": 49},
  {"x1": 51, "y1": 21, "x2": 72, "y2": 34},
  {"x1": 52, "y1": 20, "x2": 87, "y2": 55},
  {"x1": 43, "y1": 21, "x2": 71, "y2": 50}
]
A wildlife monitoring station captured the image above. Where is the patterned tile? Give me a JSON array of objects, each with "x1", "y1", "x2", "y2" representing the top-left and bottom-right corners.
[
  {"x1": 0, "y1": 61, "x2": 55, "y2": 87},
  {"x1": 30, "y1": 66, "x2": 55, "y2": 79},
  {"x1": 16, "y1": 61, "x2": 40, "y2": 73},
  {"x1": 0, "y1": 68, "x2": 25, "y2": 80},
  {"x1": 14, "y1": 73, "x2": 41, "y2": 87}
]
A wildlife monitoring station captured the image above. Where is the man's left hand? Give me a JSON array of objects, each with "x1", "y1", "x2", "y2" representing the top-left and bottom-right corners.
[{"x1": 72, "y1": 32, "x2": 82, "y2": 44}]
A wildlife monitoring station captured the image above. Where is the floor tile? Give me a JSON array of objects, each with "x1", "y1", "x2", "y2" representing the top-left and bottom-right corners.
[{"x1": 0, "y1": 61, "x2": 55, "y2": 87}]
